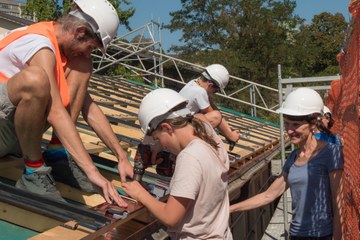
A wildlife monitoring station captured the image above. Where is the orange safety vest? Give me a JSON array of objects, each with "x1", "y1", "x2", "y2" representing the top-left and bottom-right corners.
[{"x1": 0, "y1": 21, "x2": 70, "y2": 107}]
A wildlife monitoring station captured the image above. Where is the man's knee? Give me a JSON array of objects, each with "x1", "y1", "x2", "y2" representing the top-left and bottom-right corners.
[
  {"x1": 11, "y1": 66, "x2": 50, "y2": 102},
  {"x1": 23, "y1": 66, "x2": 50, "y2": 94},
  {"x1": 205, "y1": 110, "x2": 222, "y2": 125},
  {"x1": 196, "y1": 110, "x2": 222, "y2": 128}
]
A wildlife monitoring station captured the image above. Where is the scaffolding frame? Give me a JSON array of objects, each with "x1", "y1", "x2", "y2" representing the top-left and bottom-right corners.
[
  {"x1": 277, "y1": 64, "x2": 341, "y2": 239},
  {"x1": 91, "y1": 21, "x2": 279, "y2": 118}
]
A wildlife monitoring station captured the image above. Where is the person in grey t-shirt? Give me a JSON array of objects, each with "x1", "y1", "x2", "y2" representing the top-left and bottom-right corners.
[
  {"x1": 230, "y1": 88, "x2": 343, "y2": 240},
  {"x1": 179, "y1": 64, "x2": 240, "y2": 150}
]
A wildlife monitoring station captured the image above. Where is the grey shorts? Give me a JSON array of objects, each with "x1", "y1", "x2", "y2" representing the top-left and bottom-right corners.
[{"x1": 0, "y1": 82, "x2": 22, "y2": 157}]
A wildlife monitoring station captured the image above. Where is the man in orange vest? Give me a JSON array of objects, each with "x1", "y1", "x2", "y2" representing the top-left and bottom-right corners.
[{"x1": 0, "y1": 0, "x2": 133, "y2": 206}]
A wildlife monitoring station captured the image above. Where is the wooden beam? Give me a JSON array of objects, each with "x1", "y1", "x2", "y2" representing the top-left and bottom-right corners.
[
  {"x1": 29, "y1": 221, "x2": 95, "y2": 240},
  {"x1": 0, "y1": 202, "x2": 61, "y2": 232}
]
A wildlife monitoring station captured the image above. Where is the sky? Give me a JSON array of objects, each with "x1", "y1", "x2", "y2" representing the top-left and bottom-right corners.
[{"x1": 120, "y1": 0, "x2": 351, "y2": 53}]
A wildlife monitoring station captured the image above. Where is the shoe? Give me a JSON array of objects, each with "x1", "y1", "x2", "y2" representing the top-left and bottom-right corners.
[
  {"x1": 16, "y1": 166, "x2": 65, "y2": 202},
  {"x1": 44, "y1": 151, "x2": 97, "y2": 193}
]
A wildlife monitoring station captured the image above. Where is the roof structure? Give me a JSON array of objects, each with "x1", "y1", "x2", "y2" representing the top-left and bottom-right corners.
[
  {"x1": 0, "y1": 73, "x2": 281, "y2": 239},
  {"x1": 0, "y1": 16, "x2": 282, "y2": 238}
]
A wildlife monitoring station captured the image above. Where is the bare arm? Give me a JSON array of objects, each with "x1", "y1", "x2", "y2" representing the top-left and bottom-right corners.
[
  {"x1": 230, "y1": 173, "x2": 288, "y2": 213},
  {"x1": 329, "y1": 169, "x2": 343, "y2": 240},
  {"x1": 218, "y1": 116, "x2": 240, "y2": 142},
  {"x1": 28, "y1": 49, "x2": 95, "y2": 173},
  {"x1": 82, "y1": 93, "x2": 134, "y2": 182},
  {"x1": 28, "y1": 49, "x2": 125, "y2": 206},
  {"x1": 202, "y1": 99, "x2": 240, "y2": 142},
  {"x1": 121, "y1": 180, "x2": 189, "y2": 227}
]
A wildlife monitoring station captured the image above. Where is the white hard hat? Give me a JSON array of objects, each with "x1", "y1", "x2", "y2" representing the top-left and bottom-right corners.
[
  {"x1": 323, "y1": 106, "x2": 331, "y2": 115},
  {"x1": 138, "y1": 88, "x2": 191, "y2": 135},
  {"x1": 277, "y1": 88, "x2": 324, "y2": 116},
  {"x1": 202, "y1": 64, "x2": 230, "y2": 91},
  {"x1": 70, "y1": 0, "x2": 119, "y2": 54}
]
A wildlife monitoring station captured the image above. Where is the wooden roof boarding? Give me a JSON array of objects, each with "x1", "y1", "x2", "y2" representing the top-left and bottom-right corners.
[{"x1": 0, "y1": 74, "x2": 281, "y2": 239}]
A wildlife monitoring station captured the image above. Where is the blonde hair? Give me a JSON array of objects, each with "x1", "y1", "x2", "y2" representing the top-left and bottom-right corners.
[{"x1": 162, "y1": 115, "x2": 219, "y2": 150}]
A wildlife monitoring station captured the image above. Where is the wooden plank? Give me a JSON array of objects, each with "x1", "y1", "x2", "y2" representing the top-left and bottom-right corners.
[
  {"x1": 98, "y1": 103, "x2": 138, "y2": 115},
  {"x1": 0, "y1": 202, "x2": 61, "y2": 232},
  {"x1": 83, "y1": 142, "x2": 106, "y2": 154},
  {"x1": 33, "y1": 200, "x2": 148, "y2": 240},
  {"x1": 92, "y1": 96, "x2": 118, "y2": 106},
  {"x1": 90, "y1": 93, "x2": 141, "y2": 108},
  {"x1": 42, "y1": 128, "x2": 127, "y2": 153},
  {"x1": 29, "y1": 221, "x2": 95, "y2": 240},
  {"x1": 110, "y1": 124, "x2": 143, "y2": 140},
  {"x1": 109, "y1": 114, "x2": 138, "y2": 122},
  {"x1": 56, "y1": 184, "x2": 106, "y2": 207},
  {"x1": 76, "y1": 119, "x2": 143, "y2": 143}
]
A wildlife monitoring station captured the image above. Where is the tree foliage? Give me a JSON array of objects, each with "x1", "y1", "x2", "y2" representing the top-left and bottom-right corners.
[
  {"x1": 166, "y1": 0, "x2": 348, "y2": 79},
  {"x1": 166, "y1": 0, "x2": 302, "y2": 85},
  {"x1": 22, "y1": 0, "x2": 135, "y2": 30},
  {"x1": 166, "y1": 0, "x2": 348, "y2": 118},
  {"x1": 290, "y1": 12, "x2": 348, "y2": 77},
  {"x1": 22, "y1": 0, "x2": 61, "y2": 21}
]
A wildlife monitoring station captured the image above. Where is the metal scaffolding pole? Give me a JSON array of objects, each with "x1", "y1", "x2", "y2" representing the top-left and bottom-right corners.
[{"x1": 278, "y1": 64, "x2": 289, "y2": 240}]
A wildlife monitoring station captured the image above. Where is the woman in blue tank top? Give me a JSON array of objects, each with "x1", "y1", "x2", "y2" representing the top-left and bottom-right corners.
[{"x1": 230, "y1": 88, "x2": 344, "y2": 240}]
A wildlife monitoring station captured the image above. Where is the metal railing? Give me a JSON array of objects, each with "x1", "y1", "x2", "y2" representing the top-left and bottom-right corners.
[{"x1": 91, "y1": 21, "x2": 280, "y2": 118}]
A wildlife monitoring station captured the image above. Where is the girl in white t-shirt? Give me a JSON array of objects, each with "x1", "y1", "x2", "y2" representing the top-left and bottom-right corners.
[{"x1": 122, "y1": 88, "x2": 233, "y2": 240}]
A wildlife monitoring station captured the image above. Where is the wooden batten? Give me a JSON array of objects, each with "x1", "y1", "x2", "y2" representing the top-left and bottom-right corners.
[
  {"x1": 0, "y1": 202, "x2": 62, "y2": 232},
  {"x1": 0, "y1": 74, "x2": 281, "y2": 239},
  {"x1": 29, "y1": 221, "x2": 95, "y2": 240}
]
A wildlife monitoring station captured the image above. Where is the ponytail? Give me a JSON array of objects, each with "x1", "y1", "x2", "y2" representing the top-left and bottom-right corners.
[
  {"x1": 315, "y1": 116, "x2": 333, "y2": 136},
  {"x1": 308, "y1": 113, "x2": 333, "y2": 136},
  {"x1": 190, "y1": 117, "x2": 219, "y2": 150}
]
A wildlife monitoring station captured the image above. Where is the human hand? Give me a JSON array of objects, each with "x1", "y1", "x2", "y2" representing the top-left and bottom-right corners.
[
  {"x1": 121, "y1": 180, "x2": 148, "y2": 203},
  {"x1": 229, "y1": 204, "x2": 238, "y2": 213},
  {"x1": 117, "y1": 150, "x2": 134, "y2": 183},
  {"x1": 228, "y1": 129, "x2": 240, "y2": 142},
  {"x1": 87, "y1": 171, "x2": 128, "y2": 207}
]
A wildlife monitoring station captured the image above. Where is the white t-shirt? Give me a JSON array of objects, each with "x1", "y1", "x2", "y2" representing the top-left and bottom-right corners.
[
  {"x1": 167, "y1": 123, "x2": 233, "y2": 240},
  {"x1": 179, "y1": 80, "x2": 210, "y2": 114},
  {"x1": 0, "y1": 33, "x2": 55, "y2": 79}
]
